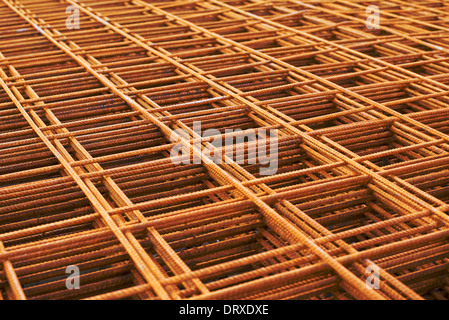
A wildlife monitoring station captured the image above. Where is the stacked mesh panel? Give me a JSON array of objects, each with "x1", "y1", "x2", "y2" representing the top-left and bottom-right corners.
[{"x1": 0, "y1": 0, "x2": 448, "y2": 300}]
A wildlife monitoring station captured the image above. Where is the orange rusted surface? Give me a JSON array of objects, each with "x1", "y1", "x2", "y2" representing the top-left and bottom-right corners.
[{"x1": 0, "y1": 0, "x2": 448, "y2": 300}]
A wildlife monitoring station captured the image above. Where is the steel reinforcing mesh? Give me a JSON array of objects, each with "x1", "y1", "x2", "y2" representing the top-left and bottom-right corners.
[{"x1": 0, "y1": 0, "x2": 448, "y2": 300}]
